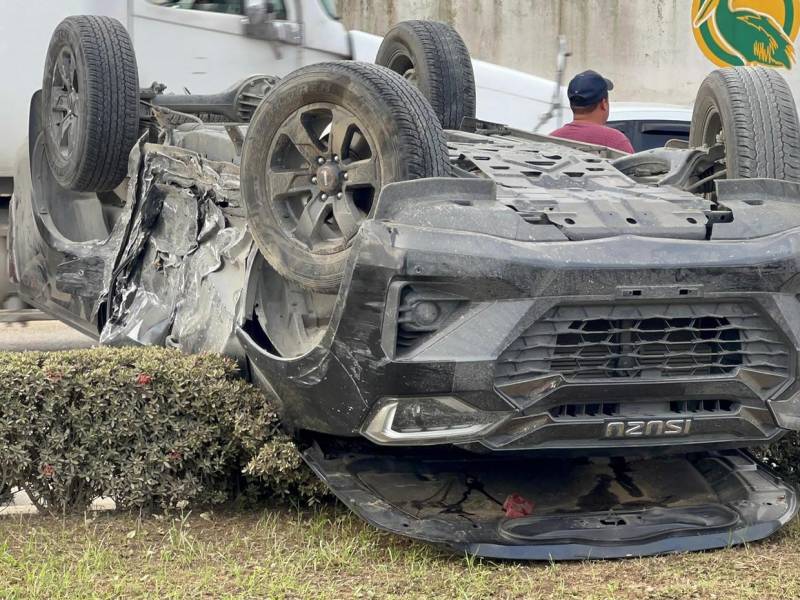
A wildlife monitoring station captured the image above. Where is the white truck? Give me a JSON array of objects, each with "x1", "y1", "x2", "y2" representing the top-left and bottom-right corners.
[{"x1": 0, "y1": 0, "x2": 690, "y2": 307}]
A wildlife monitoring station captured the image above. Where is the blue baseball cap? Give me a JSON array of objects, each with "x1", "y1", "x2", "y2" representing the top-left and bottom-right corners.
[{"x1": 567, "y1": 70, "x2": 614, "y2": 107}]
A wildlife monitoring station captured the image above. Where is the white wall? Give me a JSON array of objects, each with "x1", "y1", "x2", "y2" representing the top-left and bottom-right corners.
[{"x1": 340, "y1": 0, "x2": 798, "y2": 106}]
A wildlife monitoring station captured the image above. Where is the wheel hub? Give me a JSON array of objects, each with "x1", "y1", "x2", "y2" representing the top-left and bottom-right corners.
[
  {"x1": 265, "y1": 101, "x2": 381, "y2": 254},
  {"x1": 316, "y1": 162, "x2": 342, "y2": 194},
  {"x1": 50, "y1": 47, "x2": 80, "y2": 160}
]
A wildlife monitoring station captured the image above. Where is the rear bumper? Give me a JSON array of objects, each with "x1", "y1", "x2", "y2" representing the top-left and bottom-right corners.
[{"x1": 304, "y1": 441, "x2": 797, "y2": 560}]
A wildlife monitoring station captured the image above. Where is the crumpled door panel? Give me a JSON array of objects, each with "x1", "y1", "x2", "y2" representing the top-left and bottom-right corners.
[{"x1": 100, "y1": 143, "x2": 252, "y2": 355}]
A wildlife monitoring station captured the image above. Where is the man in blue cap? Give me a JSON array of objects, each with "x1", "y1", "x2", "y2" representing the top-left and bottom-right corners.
[{"x1": 550, "y1": 70, "x2": 634, "y2": 153}]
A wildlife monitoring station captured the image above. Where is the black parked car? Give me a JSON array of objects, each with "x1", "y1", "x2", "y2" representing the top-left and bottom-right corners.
[{"x1": 11, "y1": 16, "x2": 800, "y2": 559}]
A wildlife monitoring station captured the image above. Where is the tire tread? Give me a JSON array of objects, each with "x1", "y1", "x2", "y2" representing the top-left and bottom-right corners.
[
  {"x1": 376, "y1": 20, "x2": 476, "y2": 130},
  {"x1": 44, "y1": 16, "x2": 139, "y2": 192},
  {"x1": 242, "y1": 61, "x2": 450, "y2": 292},
  {"x1": 691, "y1": 67, "x2": 800, "y2": 181}
]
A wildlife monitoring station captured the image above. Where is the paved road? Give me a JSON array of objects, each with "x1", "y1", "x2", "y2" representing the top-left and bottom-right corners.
[
  {"x1": 2, "y1": 488, "x2": 115, "y2": 516},
  {"x1": 0, "y1": 319, "x2": 95, "y2": 351}
]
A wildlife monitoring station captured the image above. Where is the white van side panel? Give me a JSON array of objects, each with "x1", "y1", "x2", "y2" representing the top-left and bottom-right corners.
[
  {"x1": 129, "y1": 0, "x2": 344, "y2": 95},
  {"x1": 0, "y1": 0, "x2": 126, "y2": 180}
]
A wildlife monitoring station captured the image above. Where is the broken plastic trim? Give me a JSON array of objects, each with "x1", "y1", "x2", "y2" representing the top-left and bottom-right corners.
[
  {"x1": 361, "y1": 396, "x2": 510, "y2": 445},
  {"x1": 304, "y1": 442, "x2": 798, "y2": 560}
]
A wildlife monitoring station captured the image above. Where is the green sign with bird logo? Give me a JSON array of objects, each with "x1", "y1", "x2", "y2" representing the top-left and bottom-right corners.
[{"x1": 692, "y1": 0, "x2": 800, "y2": 68}]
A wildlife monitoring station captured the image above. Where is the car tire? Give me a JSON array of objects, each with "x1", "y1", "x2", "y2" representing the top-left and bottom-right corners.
[
  {"x1": 690, "y1": 67, "x2": 800, "y2": 181},
  {"x1": 375, "y1": 20, "x2": 476, "y2": 130},
  {"x1": 241, "y1": 61, "x2": 450, "y2": 293},
  {"x1": 42, "y1": 16, "x2": 140, "y2": 192}
]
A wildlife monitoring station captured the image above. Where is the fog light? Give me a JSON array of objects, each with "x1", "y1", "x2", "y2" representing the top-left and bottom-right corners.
[{"x1": 361, "y1": 396, "x2": 509, "y2": 445}]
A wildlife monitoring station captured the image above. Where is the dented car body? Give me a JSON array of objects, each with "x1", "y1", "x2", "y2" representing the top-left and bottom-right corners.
[
  {"x1": 14, "y1": 13, "x2": 800, "y2": 560},
  {"x1": 12, "y1": 100, "x2": 800, "y2": 558}
]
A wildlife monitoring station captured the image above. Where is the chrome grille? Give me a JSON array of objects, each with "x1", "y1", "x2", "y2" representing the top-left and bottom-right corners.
[{"x1": 495, "y1": 303, "x2": 790, "y2": 384}]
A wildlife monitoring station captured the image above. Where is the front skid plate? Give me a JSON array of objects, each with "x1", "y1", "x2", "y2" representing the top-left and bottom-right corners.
[{"x1": 303, "y1": 443, "x2": 797, "y2": 560}]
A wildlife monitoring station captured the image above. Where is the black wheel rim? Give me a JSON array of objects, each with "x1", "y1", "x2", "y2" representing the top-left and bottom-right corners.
[
  {"x1": 701, "y1": 107, "x2": 723, "y2": 149},
  {"x1": 403, "y1": 67, "x2": 419, "y2": 86},
  {"x1": 699, "y1": 106, "x2": 728, "y2": 192},
  {"x1": 388, "y1": 54, "x2": 417, "y2": 87},
  {"x1": 266, "y1": 102, "x2": 381, "y2": 254},
  {"x1": 49, "y1": 47, "x2": 80, "y2": 161}
]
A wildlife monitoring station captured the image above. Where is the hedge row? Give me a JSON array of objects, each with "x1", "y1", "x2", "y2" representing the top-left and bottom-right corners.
[
  {"x1": 0, "y1": 347, "x2": 323, "y2": 514},
  {"x1": 1, "y1": 346, "x2": 798, "y2": 514}
]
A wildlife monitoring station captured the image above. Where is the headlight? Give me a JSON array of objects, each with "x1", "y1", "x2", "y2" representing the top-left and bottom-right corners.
[{"x1": 361, "y1": 396, "x2": 509, "y2": 445}]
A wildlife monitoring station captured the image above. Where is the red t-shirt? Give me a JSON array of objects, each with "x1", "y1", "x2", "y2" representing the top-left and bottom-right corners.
[{"x1": 550, "y1": 121, "x2": 634, "y2": 153}]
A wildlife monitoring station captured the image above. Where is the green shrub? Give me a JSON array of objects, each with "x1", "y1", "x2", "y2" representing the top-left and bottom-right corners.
[
  {"x1": 755, "y1": 432, "x2": 800, "y2": 482},
  {"x1": 241, "y1": 431, "x2": 328, "y2": 501},
  {"x1": 0, "y1": 347, "x2": 322, "y2": 513},
  {"x1": 3, "y1": 346, "x2": 800, "y2": 515}
]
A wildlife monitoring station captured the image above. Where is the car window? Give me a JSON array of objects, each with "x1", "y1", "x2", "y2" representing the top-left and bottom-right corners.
[
  {"x1": 148, "y1": 0, "x2": 288, "y2": 19},
  {"x1": 319, "y1": 0, "x2": 339, "y2": 18},
  {"x1": 149, "y1": 0, "x2": 243, "y2": 13},
  {"x1": 638, "y1": 121, "x2": 690, "y2": 151},
  {"x1": 607, "y1": 120, "x2": 690, "y2": 152}
]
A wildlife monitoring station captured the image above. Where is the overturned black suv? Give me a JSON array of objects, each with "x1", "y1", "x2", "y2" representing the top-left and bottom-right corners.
[{"x1": 11, "y1": 16, "x2": 800, "y2": 559}]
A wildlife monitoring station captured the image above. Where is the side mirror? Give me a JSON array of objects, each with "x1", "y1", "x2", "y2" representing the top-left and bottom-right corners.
[
  {"x1": 243, "y1": 0, "x2": 270, "y2": 25},
  {"x1": 243, "y1": 0, "x2": 301, "y2": 45}
]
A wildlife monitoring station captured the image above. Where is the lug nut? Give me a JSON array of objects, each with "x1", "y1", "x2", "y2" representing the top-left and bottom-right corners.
[
  {"x1": 321, "y1": 193, "x2": 328, "y2": 200},
  {"x1": 333, "y1": 155, "x2": 339, "y2": 162},
  {"x1": 343, "y1": 172, "x2": 349, "y2": 180},
  {"x1": 311, "y1": 176, "x2": 318, "y2": 184},
  {"x1": 337, "y1": 192, "x2": 343, "y2": 199},
  {"x1": 317, "y1": 157, "x2": 325, "y2": 165}
]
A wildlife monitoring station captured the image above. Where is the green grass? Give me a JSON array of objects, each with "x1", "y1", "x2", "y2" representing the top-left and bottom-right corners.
[{"x1": 1, "y1": 503, "x2": 800, "y2": 599}]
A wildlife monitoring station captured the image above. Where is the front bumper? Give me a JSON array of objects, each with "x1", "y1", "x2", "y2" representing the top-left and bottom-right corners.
[{"x1": 240, "y1": 178, "x2": 800, "y2": 452}]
